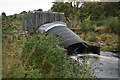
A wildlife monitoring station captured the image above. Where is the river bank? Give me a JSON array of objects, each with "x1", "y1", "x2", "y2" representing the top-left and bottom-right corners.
[{"x1": 76, "y1": 31, "x2": 118, "y2": 52}]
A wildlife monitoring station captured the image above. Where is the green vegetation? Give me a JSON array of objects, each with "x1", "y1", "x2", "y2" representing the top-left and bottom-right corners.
[
  {"x1": 51, "y1": 2, "x2": 119, "y2": 51},
  {"x1": 2, "y1": 14, "x2": 95, "y2": 78},
  {"x1": 2, "y1": 2, "x2": 119, "y2": 78}
]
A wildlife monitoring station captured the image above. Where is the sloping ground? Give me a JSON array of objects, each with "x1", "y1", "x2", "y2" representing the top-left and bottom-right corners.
[{"x1": 78, "y1": 32, "x2": 118, "y2": 52}]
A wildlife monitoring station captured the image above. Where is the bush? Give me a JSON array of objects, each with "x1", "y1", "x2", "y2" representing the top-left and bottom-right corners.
[
  {"x1": 80, "y1": 16, "x2": 93, "y2": 32},
  {"x1": 2, "y1": 14, "x2": 96, "y2": 78},
  {"x1": 21, "y1": 33, "x2": 95, "y2": 78},
  {"x1": 3, "y1": 30, "x2": 95, "y2": 78},
  {"x1": 97, "y1": 16, "x2": 118, "y2": 33},
  {"x1": 105, "y1": 17, "x2": 118, "y2": 33}
]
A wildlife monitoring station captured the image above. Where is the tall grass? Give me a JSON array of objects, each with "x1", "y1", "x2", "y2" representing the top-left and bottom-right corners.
[{"x1": 97, "y1": 16, "x2": 118, "y2": 33}]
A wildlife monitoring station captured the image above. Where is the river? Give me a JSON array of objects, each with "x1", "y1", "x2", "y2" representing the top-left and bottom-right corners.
[{"x1": 70, "y1": 51, "x2": 120, "y2": 78}]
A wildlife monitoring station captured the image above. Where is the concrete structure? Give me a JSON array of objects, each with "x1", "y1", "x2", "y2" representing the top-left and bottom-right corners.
[
  {"x1": 23, "y1": 11, "x2": 100, "y2": 55},
  {"x1": 22, "y1": 11, "x2": 64, "y2": 32},
  {"x1": 38, "y1": 21, "x2": 100, "y2": 55}
]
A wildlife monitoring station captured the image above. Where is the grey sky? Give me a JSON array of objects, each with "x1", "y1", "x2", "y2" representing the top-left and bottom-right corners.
[{"x1": 0, "y1": 0, "x2": 54, "y2": 15}]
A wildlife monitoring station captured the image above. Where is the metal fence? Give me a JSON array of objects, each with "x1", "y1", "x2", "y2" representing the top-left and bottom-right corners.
[{"x1": 22, "y1": 11, "x2": 64, "y2": 32}]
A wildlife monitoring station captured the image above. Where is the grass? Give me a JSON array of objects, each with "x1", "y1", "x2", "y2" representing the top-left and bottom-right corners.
[
  {"x1": 78, "y1": 32, "x2": 118, "y2": 51},
  {"x1": 70, "y1": 16, "x2": 118, "y2": 52}
]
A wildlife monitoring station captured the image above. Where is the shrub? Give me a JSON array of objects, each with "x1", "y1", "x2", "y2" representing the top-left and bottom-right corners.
[
  {"x1": 97, "y1": 16, "x2": 118, "y2": 33},
  {"x1": 2, "y1": 14, "x2": 96, "y2": 78},
  {"x1": 3, "y1": 30, "x2": 95, "y2": 78},
  {"x1": 105, "y1": 17, "x2": 118, "y2": 33},
  {"x1": 80, "y1": 16, "x2": 93, "y2": 32},
  {"x1": 21, "y1": 33, "x2": 95, "y2": 78}
]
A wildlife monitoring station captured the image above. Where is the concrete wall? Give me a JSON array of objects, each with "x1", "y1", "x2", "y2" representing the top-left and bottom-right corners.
[{"x1": 22, "y1": 11, "x2": 64, "y2": 32}]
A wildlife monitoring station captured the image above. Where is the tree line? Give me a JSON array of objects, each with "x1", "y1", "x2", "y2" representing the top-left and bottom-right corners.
[
  {"x1": 51, "y1": 2, "x2": 119, "y2": 34},
  {"x1": 2, "y1": 2, "x2": 119, "y2": 34}
]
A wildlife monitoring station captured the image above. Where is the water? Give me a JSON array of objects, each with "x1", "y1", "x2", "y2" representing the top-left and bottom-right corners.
[{"x1": 70, "y1": 51, "x2": 119, "y2": 78}]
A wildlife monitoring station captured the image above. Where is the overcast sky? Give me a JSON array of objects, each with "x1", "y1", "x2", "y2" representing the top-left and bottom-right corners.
[{"x1": 0, "y1": 0, "x2": 54, "y2": 15}]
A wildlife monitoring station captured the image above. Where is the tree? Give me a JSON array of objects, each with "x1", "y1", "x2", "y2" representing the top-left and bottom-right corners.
[
  {"x1": 69, "y1": 0, "x2": 82, "y2": 27},
  {"x1": 33, "y1": 9, "x2": 43, "y2": 11},
  {"x1": 2, "y1": 12, "x2": 7, "y2": 20},
  {"x1": 51, "y1": 2, "x2": 119, "y2": 27},
  {"x1": 20, "y1": 11, "x2": 27, "y2": 14},
  {"x1": 51, "y1": 2, "x2": 72, "y2": 17},
  {"x1": 79, "y1": 2, "x2": 119, "y2": 20},
  {"x1": 101, "y1": 2, "x2": 119, "y2": 17},
  {"x1": 51, "y1": 2, "x2": 82, "y2": 27}
]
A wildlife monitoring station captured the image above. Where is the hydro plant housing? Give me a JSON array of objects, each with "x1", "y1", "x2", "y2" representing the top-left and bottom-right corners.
[{"x1": 22, "y1": 11, "x2": 100, "y2": 55}]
